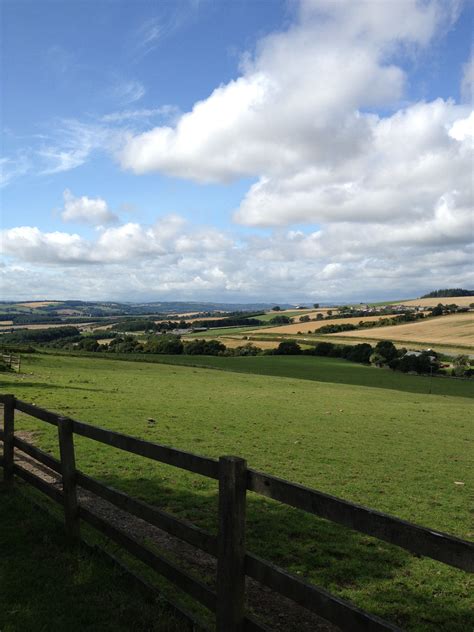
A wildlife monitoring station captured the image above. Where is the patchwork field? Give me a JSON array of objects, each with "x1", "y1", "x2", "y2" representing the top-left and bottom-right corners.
[
  {"x1": 335, "y1": 312, "x2": 474, "y2": 349},
  {"x1": 0, "y1": 352, "x2": 472, "y2": 630},
  {"x1": 249, "y1": 314, "x2": 396, "y2": 334},
  {"x1": 400, "y1": 297, "x2": 474, "y2": 308}
]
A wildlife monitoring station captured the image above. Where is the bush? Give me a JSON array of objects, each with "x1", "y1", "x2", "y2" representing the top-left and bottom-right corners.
[
  {"x1": 344, "y1": 343, "x2": 373, "y2": 363},
  {"x1": 184, "y1": 339, "x2": 226, "y2": 356},
  {"x1": 274, "y1": 340, "x2": 301, "y2": 355},
  {"x1": 374, "y1": 340, "x2": 398, "y2": 362},
  {"x1": 314, "y1": 341, "x2": 334, "y2": 356}
]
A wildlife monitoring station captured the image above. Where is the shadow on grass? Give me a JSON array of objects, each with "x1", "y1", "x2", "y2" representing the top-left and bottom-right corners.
[
  {"x1": 0, "y1": 487, "x2": 183, "y2": 632},
  {"x1": 0, "y1": 380, "x2": 112, "y2": 394},
  {"x1": 96, "y1": 472, "x2": 473, "y2": 632}
]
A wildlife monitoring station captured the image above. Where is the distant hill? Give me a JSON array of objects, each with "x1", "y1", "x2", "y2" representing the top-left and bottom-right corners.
[
  {"x1": 0, "y1": 300, "x2": 293, "y2": 319},
  {"x1": 421, "y1": 289, "x2": 474, "y2": 298}
]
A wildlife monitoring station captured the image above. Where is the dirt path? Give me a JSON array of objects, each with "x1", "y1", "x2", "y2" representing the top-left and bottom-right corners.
[{"x1": 8, "y1": 431, "x2": 338, "y2": 632}]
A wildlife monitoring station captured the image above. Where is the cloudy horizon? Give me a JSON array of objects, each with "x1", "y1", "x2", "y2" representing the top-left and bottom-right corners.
[{"x1": 1, "y1": 0, "x2": 473, "y2": 303}]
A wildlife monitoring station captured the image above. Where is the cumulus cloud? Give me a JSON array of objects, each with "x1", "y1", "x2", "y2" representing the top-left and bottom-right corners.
[
  {"x1": 1, "y1": 209, "x2": 472, "y2": 301},
  {"x1": 116, "y1": 0, "x2": 471, "y2": 263},
  {"x1": 119, "y1": 0, "x2": 460, "y2": 184},
  {"x1": 60, "y1": 189, "x2": 118, "y2": 226}
]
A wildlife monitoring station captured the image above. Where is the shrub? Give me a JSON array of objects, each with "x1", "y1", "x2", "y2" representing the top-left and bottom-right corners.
[{"x1": 274, "y1": 340, "x2": 301, "y2": 355}]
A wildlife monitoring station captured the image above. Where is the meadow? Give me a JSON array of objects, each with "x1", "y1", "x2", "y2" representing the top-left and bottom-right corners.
[{"x1": 0, "y1": 352, "x2": 472, "y2": 630}]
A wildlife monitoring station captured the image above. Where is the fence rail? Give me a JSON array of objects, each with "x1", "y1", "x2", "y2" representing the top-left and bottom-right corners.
[
  {"x1": 1, "y1": 353, "x2": 21, "y2": 372},
  {"x1": 1, "y1": 393, "x2": 473, "y2": 632}
]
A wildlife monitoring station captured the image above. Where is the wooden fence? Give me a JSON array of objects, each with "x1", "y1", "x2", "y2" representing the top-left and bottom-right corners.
[
  {"x1": 1, "y1": 354, "x2": 21, "y2": 372},
  {"x1": 0, "y1": 393, "x2": 472, "y2": 632}
]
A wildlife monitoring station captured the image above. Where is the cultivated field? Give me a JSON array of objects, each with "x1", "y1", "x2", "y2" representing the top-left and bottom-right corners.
[
  {"x1": 399, "y1": 296, "x2": 474, "y2": 308},
  {"x1": 14, "y1": 301, "x2": 61, "y2": 308},
  {"x1": 0, "y1": 352, "x2": 472, "y2": 630},
  {"x1": 335, "y1": 312, "x2": 474, "y2": 349},
  {"x1": 250, "y1": 314, "x2": 396, "y2": 334}
]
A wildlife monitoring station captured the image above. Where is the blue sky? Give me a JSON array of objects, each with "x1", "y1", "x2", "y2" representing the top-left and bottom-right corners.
[{"x1": 1, "y1": 0, "x2": 473, "y2": 302}]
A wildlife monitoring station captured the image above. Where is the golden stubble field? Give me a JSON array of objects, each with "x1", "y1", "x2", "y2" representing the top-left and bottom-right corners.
[
  {"x1": 333, "y1": 312, "x2": 474, "y2": 348},
  {"x1": 399, "y1": 296, "x2": 474, "y2": 308},
  {"x1": 251, "y1": 314, "x2": 397, "y2": 335}
]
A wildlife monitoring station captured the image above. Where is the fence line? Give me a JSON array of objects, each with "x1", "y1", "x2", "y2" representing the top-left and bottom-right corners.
[
  {"x1": 1, "y1": 393, "x2": 473, "y2": 632},
  {"x1": 1, "y1": 354, "x2": 21, "y2": 372}
]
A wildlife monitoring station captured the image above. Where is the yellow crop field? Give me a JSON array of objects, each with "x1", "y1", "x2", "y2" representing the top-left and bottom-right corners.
[
  {"x1": 396, "y1": 296, "x2": 474, "y2": 308},
  {"x1": 15, "y1": 301, "x2": 61, "y2": 308},
  {"x1": 250, "y1": 314, "x2": 395, "y2": 334},
  {"x1": 333, "y1": 313, "x2": 474, "y2": 348}
]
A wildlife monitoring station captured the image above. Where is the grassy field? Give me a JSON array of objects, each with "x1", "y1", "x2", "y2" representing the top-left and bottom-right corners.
[
  {"x1": 336, "y1": 313, "x2": 474, "y2": 349},
  {"x1": 0, "y1": 352, "x2": 472, "y2": 630},
  {"x1": 0, "y1": 485, "x2": 182, "y2": 632}
]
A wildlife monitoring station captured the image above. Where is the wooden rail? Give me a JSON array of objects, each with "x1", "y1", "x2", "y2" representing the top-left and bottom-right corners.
[{"x1": 1, "y1": 394, "x2": 473, "y2": 632}]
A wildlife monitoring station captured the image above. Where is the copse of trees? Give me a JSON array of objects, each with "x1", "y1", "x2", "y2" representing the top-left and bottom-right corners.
[
  {"x1": 269, "y1": 315, "x2": 292, "y2": 325},
  {"x1": 0, "y1": 326, "x2": 81, "y2": 344}
]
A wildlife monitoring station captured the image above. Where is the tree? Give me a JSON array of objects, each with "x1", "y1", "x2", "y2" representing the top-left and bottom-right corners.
[
  {"x1": 374, "y1": 340, "x2": 398, "y2": 362},
  {"x1": 299, "y1": 315, "x2": 310, "y2": 322},
  {"x1": 313, "y1": 303, "x2": 319, "y2": 309},
  {"x1": 275, "y1": 340, "x2": 301, "y2": 355},
  {"x1": 145, "y1": 334, "x2": 183, "y2": 354},
  {"x1": 269, "y1": 315, "x2": 292, "y2": 325},
  {"x1": 453, "y1": 354, "x2": 470, "y2": 377},
  {"x1": 272, "y1": 306, "x2": 281, "y2": 311},
  {"x1": 345, "y1": 343, "x2": 373, "y2": 364}
]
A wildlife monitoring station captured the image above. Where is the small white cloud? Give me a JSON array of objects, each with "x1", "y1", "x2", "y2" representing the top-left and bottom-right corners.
[
  {"x1": 461, "y1": 54, "x2": 474, "y2": 103},
  {"x1": 112, "y1": 80, "x2": 146, "y2": 105},
  {"x1": 60, "y1": 189, "x2": 118, "y2": 226},
  {"x1": 101, "y1": 105, "x2": 178, "y2": 124}
]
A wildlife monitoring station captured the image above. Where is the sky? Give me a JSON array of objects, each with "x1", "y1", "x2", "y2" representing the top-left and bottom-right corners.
[{"x1": 1, "y1": 0, "x2": 473, "y2": 303}]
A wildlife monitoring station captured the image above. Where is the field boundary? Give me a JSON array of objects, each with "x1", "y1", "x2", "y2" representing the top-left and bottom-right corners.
[{"x1": 1, "y1": 394, "x2": 473, "y2": 631}]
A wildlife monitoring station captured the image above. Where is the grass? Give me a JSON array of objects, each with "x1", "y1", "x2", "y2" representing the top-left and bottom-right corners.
[
  {"x1": 1, "y1": 352, "x2": 473, "y2": 630},
  {"x1": 0, "y1": 485, "x2": 183, "y2": 632}
]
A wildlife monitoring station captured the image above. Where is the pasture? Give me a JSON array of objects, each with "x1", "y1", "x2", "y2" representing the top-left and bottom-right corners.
[
  {"x1": 0, "y1": 352, "x2": 472, "y2": 630},
  {"x1": 335, "y1": 312, "x2": 474, "y2": 349}
]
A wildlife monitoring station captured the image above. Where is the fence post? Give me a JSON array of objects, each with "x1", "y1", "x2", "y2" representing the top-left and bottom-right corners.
[
  {"x1": 57, "y1": 417, "x2": 80, "y2": 541},
  {"x1": 3, "y1": 395, "x2": 15, "y2": 487},
  {"x1": 216, "y1": 456, "x2": 247, "y2": 632}
]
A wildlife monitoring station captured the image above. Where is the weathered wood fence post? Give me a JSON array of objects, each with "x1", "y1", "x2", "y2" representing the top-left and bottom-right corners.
[
  {"x1": 216, "y1": 456, "x2": 247, "y2": 631},
  {"x1": 57, "y1": 417, "x2": 80, "y2": 541},
  {"x1": 3, "y1": 394, "x2": 15, "y2": 486}
]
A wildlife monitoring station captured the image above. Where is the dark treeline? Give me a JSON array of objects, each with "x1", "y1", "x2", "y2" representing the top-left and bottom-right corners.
[{"x1": 421, "y1": 289, "x2": 474, "y2": 298}]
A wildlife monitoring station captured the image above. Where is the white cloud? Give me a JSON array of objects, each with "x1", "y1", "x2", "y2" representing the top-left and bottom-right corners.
[
  {"x1": 37, "y1": 119, "x2": 111, "y2": 175},
  {"x1": 112, "y1": 80, "x2": 146, "y2": 105},
  {"x1": 101, "y1": 106, "x2": 179, "y2": 123},
  {"x1": 461, "y1": 54, "x2": 474, "y2": 103},
  {"x1": 1, "y1": 210, "x2": 472, "y2": 301},
  {"x1": 0, "y1": 155, "x2": 30, "y2": 188},
  {"x1": 119, "y1": 0, "x2": 460, "y2": 184},
  {"x1": 60, "y1": 189, "x2": 118, "y2": 226}
]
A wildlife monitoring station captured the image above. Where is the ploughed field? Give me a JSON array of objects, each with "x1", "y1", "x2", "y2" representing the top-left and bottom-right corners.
[
  {"x1": 332, "y1": 312, "x2": 474, "y2": 349},
  {"x1": 1, "y1": 352, "x2": 472, "y2": 631}
]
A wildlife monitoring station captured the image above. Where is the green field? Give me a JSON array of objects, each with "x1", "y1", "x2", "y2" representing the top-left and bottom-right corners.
[
  {"x1": 0, "y1": 487, "x2": 182, "y2": 631},
  {"x1": 1, "y1": 352, "x2": 473, "y2": 630}
]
